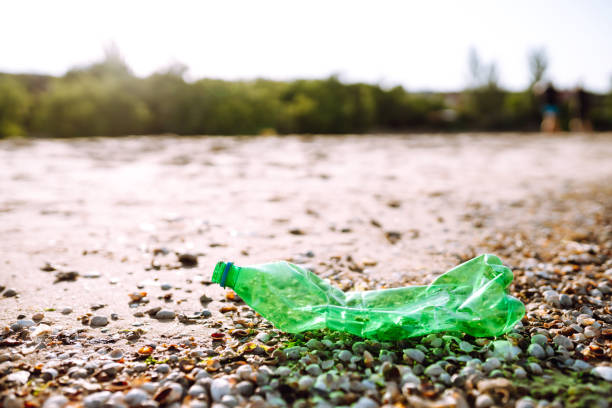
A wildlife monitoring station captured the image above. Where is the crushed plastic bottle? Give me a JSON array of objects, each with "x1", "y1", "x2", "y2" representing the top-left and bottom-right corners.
[{"x1": 211, "y1": 254, "x2": 525, "y2": 339}]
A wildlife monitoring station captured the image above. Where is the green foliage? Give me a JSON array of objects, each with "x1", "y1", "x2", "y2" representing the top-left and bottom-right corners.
[
  {"x1": 1, "y1": 48, "x2": 612, "y2": 137},
  {"x1": 0, "y1": 75, "x2": 31, "y2": 137}
]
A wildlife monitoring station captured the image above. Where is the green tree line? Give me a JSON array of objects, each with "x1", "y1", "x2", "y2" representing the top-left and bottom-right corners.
[{"x1": 1, "y1": 49, "x2": 611, "y2": 138}]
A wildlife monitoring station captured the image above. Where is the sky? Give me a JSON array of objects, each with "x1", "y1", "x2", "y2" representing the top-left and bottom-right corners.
[{"x1": 2, "y1": 0, "x2": 612, "y2": 92}]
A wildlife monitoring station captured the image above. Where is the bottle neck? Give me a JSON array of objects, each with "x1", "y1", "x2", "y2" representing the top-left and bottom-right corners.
[{"x1": 211, "y1": 261, "x2": 241, "y2": 289}]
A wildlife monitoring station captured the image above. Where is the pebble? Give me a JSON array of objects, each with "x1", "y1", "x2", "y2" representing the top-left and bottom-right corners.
[
  {"x1": 338, "y1": 350, "x2": 352, "y2": 362},
  {"x1": 83, "y1": 391, "x2": 111, "y2": 408},
  {"x1": 483, "y1": 357, "x2": 501, "y2": 373},
  {"x1": 516, "y1": 398, "x2": 536, "y2": 408},
  {"x1": 514, "y1": 367, "x2": 527, "y2": 379},
  {"x1": 306, "y1": 364, "x2": 322, "y2": 376},
  {"x1": 236, "y1": 381, "x2": 254, "y2": 396},
  {"x1": 404, "y1": 348, "x2": 425, "y2": 363},
  {"x1": 553, "y1": 335, "x2": 573, "y2": 350},
  {"x1": 90, "y1": 316, "x2": 108, "y2": 327},
  {"x1": 124, "y1": 388, "x2": 149, "y2": 407},
  {"x1": 61, "y1": 307, "x2": 73, "y2": 315},
  {"x1": 41, "y1": 368, "x2": 59, "y2": 381},
  {"x1": 584, "y1": 326, "x2": 598, "y2": 338},
  {"x1": 188, "y1": 384, "x2": 206, "y2": 397},
  {"x1": 102, "y1": 362, "x2": 123, "y2": 376},
  {"x1": 42, "y1": 395, "x2": 69, "y2": 408},
  {"x1": 236, "y1": 364, "x2": 252, "y2": 380},
  {"x1": 425, "y1": 364, "x2": 444, "y2": 377},
  {"x1": 32, "y1": 312, "x2": 44, "y2": 321},
  {"x1": 592, "y1": 366, "x2": 612, "y2": 382},
  {"x1": 528, "y1": 362, "x2": 543, "y2": 375},
  {"x1": 543, "y1": 290, "x2": 560, "y2": 307},
  {"x1": 559, "y1": 294, "x2": 572, "y2": 308},
  {"x1": 285, "y1": 346, "x2": 301, "y2": 360},
  {"x1": 298, "y1": 375, "x2": 315, "y2": 391},
  {"x1": 475, "y1": 393, "x2": 494, "y2": 408},
  {"x1": 221, "y1": 395, "x2": 238, "y2": 407},
  {"x1": 156, "y1": 364, "x2": 171, "y2": 374},
  {"x1": 528, "y1": 343, "x2": 546, "y2": 359},
  {"x1": 531, "y1": 334, "x2": 548, "y2": 346},
  {"x1": 354, "y1": 397, "x2": 378, "y2": 408},
  {"x1": 306, "y1": 339, "x2": 325, "y2": 350},
  {"x1": 161, "y1": 283, "x2": 172, "y2": 290},
  {"x1": 210, "y1": 378, "x2": 231, "y2": 401},
  {"x1": 2, "y1": 288, "x2": 17, "y2": 297},
  {"x1": 255, "y1": 332, "x2": 271, "y2": 343},
  {"x1": 276, "y1": 366, "x2": 291, "y2": 377},
  {"x1": 155, "y1": 310, "x2": 175, "y2": 320},
  {"x1": 154, "y1": 382, "x2": 183, "y2": 404},
  {"x1": 7, "y1": 371, "x2": 30, "y2": 384}
]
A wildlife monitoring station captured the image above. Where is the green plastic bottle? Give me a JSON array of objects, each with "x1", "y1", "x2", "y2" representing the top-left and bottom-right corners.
[{"x1": 211, "y1": 254, "x2": 525, "y2": 339}]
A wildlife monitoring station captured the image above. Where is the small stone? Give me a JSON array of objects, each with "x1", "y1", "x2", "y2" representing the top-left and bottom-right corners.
[
  {"x1": 459, "y1": 341, "x2": 474, "y2": 353},
  {"x1": 338, "y1": 350, "x2": 352, "y2": 362},
  {"x1": 61, "y1": 307, "x2": 73, "y2": 315},
  {"x1": 7, "y1": 371, "x2": 30, "y2": 384},
  {"x1": 528, "y1": 362, "x2": 543, "y2": 375},
  {"x1": 2, "y1": 288, "x2": 17, "y2": 297},
  {"x1": 199, "y1": 309, "x2": 212, "y2": 318},
  {"x1": 83, "y1": 391, "x2": 111, "y2": 408},
  {"x1": 102, "y1": 362, "x2": 123, "y2": 376},
  {"x1": 425, "y1": 364, "x2": 444, "y2": 377},
  {"x1": 531, "y1": 334, "x2": 548, "y2": 345},
  {"x1": 153, "y1": 382, "x2": 183, "y2": 405},
  {"x1": 553, "y1": 335, "x2": 573, "y2": 350},
  {"x1": 306, "y1": 364, "x2": 322, "y2": 376},
  {"x1": 210, "y1": 378, "x2": 231, "y2": 401},
  {"x1": 188, "y1": 384, "x2": 205, "y2": 397},
  {"x1": 363, "y1": 350, "x2": 374, "y2": 367},
  {"x1": 404, "y1": 348, "x2": 425, "y2": 363},
  {"x1": 298, "y1": 375, "x2": 314, "y2": 391},
  {"x1": 285, "y1": 346, "x2": 301, "y2": 360},
  {"x1": 354, "y1": 397, "x2": 378, "y2": 408},
  {"x1": 90, "y1": 316, "x2": 108, "y2": 327},
  {"x1": 32, "y1": 312, "x2": 44, "y2": 321},
  {"x1": 559, "y1": 294, "x2": 572, "y2": 308},
  {"x1": 160, "y1": 283, "x2": 172, "y2": 291},
  {"x1": 584, "y1": 326, "x2": 598, "y2": 338},
  {"x1": 528, "y1": 344, "x2": 546, "y2": 359},
  {"x1": 109, "y1": 349, "x2": 123, "y2": 360},
  {"x1": 155, "y1": 364, "x2": 170, "y2": 374},
  {"x1": 221, "y1": 395, "x2": 238, "y2": 408},
  {"x1": 352, "y1": 342, "x2": 368, "y2": 354},
  {"x1": 133, "y1": 363, "x2": 147, "y2": 373},
  {"x1": 592, "y1": 366, "x2": 612, "y2": 382},
  {"x1": 155, "y1": 310, "x2": 175, "y2": 320},
  {"x1": 543, "y1": 290, "x2": 560, "y2": 307},
  {"x1": 41, "y1": 368, "x2": 59, "y2": 381},
  {"x1": 483, "y1": 357, "x2": 501, "y2": 373},
  {"x1": 236, "y1": 381, "x2": 254, "y2": 396},
  {"x1": 178, "y1": 253, "x2": 198, "y2": 267},
  {"x1": 514, "y1": 367, "x2": 527, "y2": 379},
  {"x1": 125, "y1": 389, "x2": 150, "y2": 407},
  {"x1": 475, "y1": 394, "x2": 494, "y2": 408},
  {"x1": 306, "y1": 339, "x2": 325, "y2": 350},
  {"x1": 236, "y1": 364, "x2": 252, "y2": 380},
  {"x1": 516, "y1": 398, "x2": 536, "y2": 408},
  {"x1": 572, "y1": 360, "x2": 592, "y2": 372},
  {"x1": 255, "y1": 332, "x2": 271, "y2": 343},
  {"x1": 42, "y1": 395, "x2": 69, "y2": 408},
  {"x1": 276, "y1": 366, "x2": 291, "y2": 377}
]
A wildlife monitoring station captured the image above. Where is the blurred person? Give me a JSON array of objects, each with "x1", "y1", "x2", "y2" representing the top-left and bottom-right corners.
[
  {"x1": 569, "y1": 85, "x2": 592, "y2": 132},
  {"x1": 535, "y1": 81, "x2": 561, "y2": 133}
]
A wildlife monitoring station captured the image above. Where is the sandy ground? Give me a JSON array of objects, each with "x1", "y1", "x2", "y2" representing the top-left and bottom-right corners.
[{"x1": 1, "y1": 133, "x2": 612, "y2": 342}]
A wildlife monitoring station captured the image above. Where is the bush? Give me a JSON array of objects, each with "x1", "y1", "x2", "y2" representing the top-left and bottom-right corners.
[{"x1": 0, "y1": 75, "x2": 31, "y2": 137}]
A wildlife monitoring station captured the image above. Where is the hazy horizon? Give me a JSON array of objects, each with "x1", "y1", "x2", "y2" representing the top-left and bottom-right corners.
[{"x1": 2, "y1": 0, "x2": 612, "y2": 92}]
